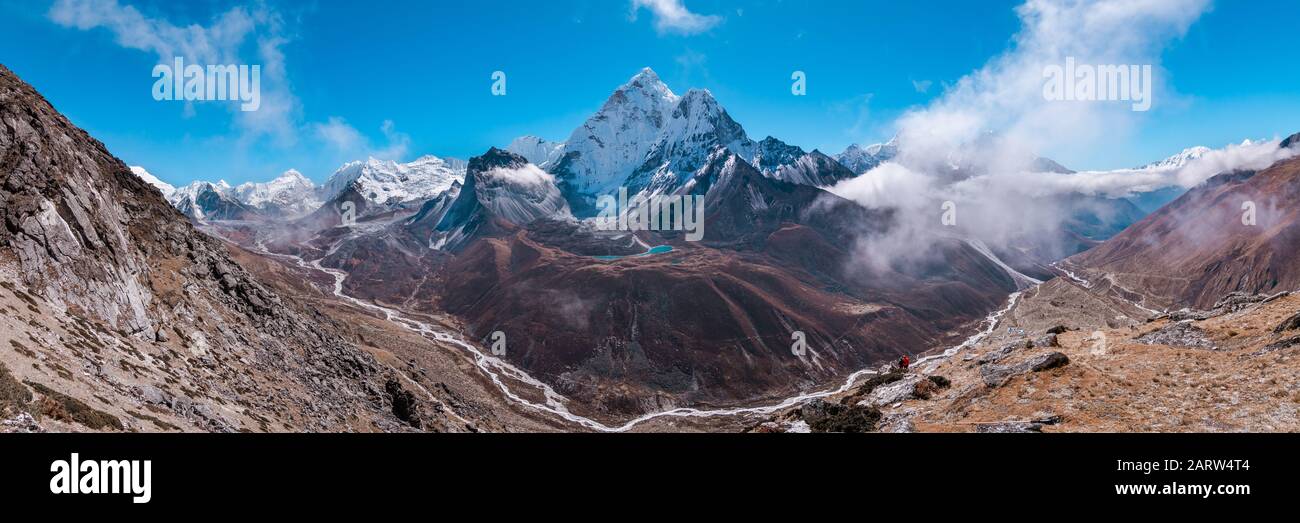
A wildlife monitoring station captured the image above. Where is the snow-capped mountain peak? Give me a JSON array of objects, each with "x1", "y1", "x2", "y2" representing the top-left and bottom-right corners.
[
  {"x1": 1139, "y1": 146, "x2": 1212, "y2": 170},
  {"x1": 233, "y1": 169, "x2": 320, "y2": 217},
  {"x1": 835, "y1": 136, "x2": 900, "y2": 174},
  {"x1": 547, "y1": 68, "x2": 683, "y2": 215},
  {"x1": 607, "y1": 67, "x2": 679, "y2": 110},
  {"x1": 277, "y1": 168, "x2": 309, "y2": 183},
  {"x1": 623, "y1": 88, "x2": 757, "y2": 198},
  {"x1": 751, "y1": 136, "x2": 806, "y2": 175},
  {"x1": 168, "y1": 179, "x2": 255, "y2": 221},
  {"x1": 771, "y1": 150, "x2": 857, "y2": 187},
  {"x1": 547, "y1": 68, "x2": 843, "y2": 215},
  {"x1": 321, "y1": 154, "x2": 466, "y2": 207},
  {"x1": 174, "y1": 180, "x2": 231, "y2": 200},
  {"x1": 663, "y1": 89, "x2": 751, "y2": 151},
  {"x1": 506, "y1": 135, "x2": 565, "y2": 167},
  {"x1": 864, "y1": 136, "x2": 900, "y2": 158},
  {"x1": 129, "y1": 166, "x2": 176, "y2": 200},
  {"x1": 426, "y1": 148, "x2": 571, "y2": 251}
]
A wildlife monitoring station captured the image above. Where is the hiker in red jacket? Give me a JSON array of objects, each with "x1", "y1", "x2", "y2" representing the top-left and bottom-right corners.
[{"x1": 900, "y1": 355, "x2": 910, "y2": 370}]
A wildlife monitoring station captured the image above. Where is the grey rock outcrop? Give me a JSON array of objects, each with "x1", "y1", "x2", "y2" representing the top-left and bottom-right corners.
[
  {"x1": 981, "y1": 352, "x2": 1070, "y2": 387},
  {"x1": 1136, "y1": 321, "x2": 1215, "y2": 349},
  {"x1": 0, "y1": 64, "x2": 426, "y2": 432}
]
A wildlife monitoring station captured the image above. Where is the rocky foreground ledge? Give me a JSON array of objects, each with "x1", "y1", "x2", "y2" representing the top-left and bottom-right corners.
[{"x1": 747, "y1": 287, "x2": 1300, "y2": 433}]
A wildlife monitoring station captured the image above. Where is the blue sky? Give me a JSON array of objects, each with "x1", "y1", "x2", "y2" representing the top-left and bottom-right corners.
[{"x1": 2, "y1": 0, "x2": 1299, "y2": 186}]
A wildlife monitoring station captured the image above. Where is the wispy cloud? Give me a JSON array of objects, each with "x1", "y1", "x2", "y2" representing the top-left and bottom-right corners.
[
  {"x1": 48, "y1": 0, "x2": 300, "y2": 145},
  {"x1": 894, "y1": 0, "x2": 1210, "y2": 170},
  {"x1": 313, "y1": 117, "x2": 410, "y2": 162},
  {"x1": 831, "y1": 0, "x2": 1217, "y2": 272},
  {"x1": 630, "y1": 0, "x2": 721, "y2": 35},
  {"x1": 674, "y1": 48, "x2": 711, "y2": 84}
]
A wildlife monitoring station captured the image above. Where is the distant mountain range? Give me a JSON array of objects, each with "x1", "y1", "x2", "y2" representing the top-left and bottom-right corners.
[
  {"x1": 135, "y1": 155, "x2": 468, "y2": 222},
  {"x1": 105, "y1": 67, "x2": 1298, "y2": 423},
  {"x1": 1071, "y1": 133, "x2": 1300, "y2": 309},
  {"x1": 137, "y1": 66, "x2": 1222, "y2": 234}
]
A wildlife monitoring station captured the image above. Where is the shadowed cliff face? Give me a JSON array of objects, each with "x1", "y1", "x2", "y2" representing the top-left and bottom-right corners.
[{"x1": 0, "y1": 64, "x2": 434, "y2": 432}]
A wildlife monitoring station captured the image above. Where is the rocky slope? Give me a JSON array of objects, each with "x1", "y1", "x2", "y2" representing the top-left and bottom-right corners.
[
  {"x1": 424, "y1": 148, "x2": 572, "y2": 252},
  {"x1": 0, "y1": 64, "x2": 469, "y2": 432},
  {"x1": 1067, "y1": 136, "x2": 1300, "y2": 309},
  {"x1": 747, "y1": 279, "x2": 1300, "y2": 433}
]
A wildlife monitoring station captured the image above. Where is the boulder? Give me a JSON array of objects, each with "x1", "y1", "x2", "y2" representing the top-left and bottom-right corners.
[
  {"x1": 134, "y1": 384, "x2": 171, "y2": 406},
  {"x1": 981, "y1": 352, "x2": 1070, "y2": 387},
  {"x1": 859, "y1": 373, "x2": 923, "y2": 407},
  {"x1": 976, "y1": 421, "x2": 1043, "y2": 433},
  {"x1": 977, "y1": 341, "x2": 1026, "y2": 365},
  {"x1": 1136, "y1": 321, "x2": 1215, "y2": 349},
  {"x1": 1166, "y1": 308, "x2": 1213, "y2": 321},
  {"x1": 385, "y1": 378, "x2": 421, "y2": 428},
  {"x1": 1273, "y1": 312, "x2": 1300, "y2": 334},
  {"x1": 1255, "y1": 335, "x2": 1300, "y2": 356},
  {"x1": 799, "y1": 399, "x2": 881, "y2": 433},
  {"x1": 877, "y1": 412, "x2": 915, "y2": 433},
  {"x1": 1213, "y1": 291, "x2": 1267, "y2": 312},
  {"x1": 913, "y1": 378, "x2": 939, "y2": 400},
  {"x1": 1025, "y1": 352, "x2": 1070, "y2": 371},
  {"x1": 0, "y1": 412, "x2": 42, "y2": 433},
  {"x1": 747, "y1": 422, "x2": 785, "y2": 433}
]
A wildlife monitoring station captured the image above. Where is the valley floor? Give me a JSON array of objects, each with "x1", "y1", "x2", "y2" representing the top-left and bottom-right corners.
[
  {"x1": 234, "y1": 232, "x2": 1300, "y2": 433},
  {"x1": 11, "y1": 231, "x2": 1296, "y2": 433}
]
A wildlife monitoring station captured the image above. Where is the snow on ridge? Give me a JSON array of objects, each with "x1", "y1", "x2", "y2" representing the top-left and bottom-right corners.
[
  {"x1": 476, "y1": 163, "x2": 572, "y2": 224},
  {"x1": 129, "y1": 166, "x2": 176, "y2": 199},
  {"x1": 234, "y1": 169, "x2": 320, "y2": 216},
  {"x1": 507, "y1": 135, "x2": 565, "y2": 167},
  {"x1": 322, "y1": 155, "x2": 466, "y2": 206},
  {"x1": 552, "y1": 68, "x2": 683, "y2": 197},
  {"x1": 1138, "y1": 146, "x2": 1213, "y2": 171}
]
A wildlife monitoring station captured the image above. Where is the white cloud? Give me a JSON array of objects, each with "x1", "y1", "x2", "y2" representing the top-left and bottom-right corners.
[
  {"x1": 911, "y1": 79, "x2": 933, "y2": 94},
  {"x1": 48, "y1": 0, "x2": 299, "y2": 144},
  {"x1": 49, "y1": 0, "x2": 253, "y2": 63},
  {"x1": 674, "y1": 48, "x2": 711, "y2": 84},
  {"x1": 829, "y1": 137, "x2": 1295, "y2": 273},
  {"x1": 376, "y1": 119, "x2": 412, "y2": 160},
  {"x1": 832, "y1": 0, "x2": 1220, "y2": 271},
  {"x1": 893, "y1": 0, "x2": 1210, "y2": 171},
  {"x1": 630, "y1": 0, "x2": 722, "y2": 35},
  {"x1": 313, "y1": 117, "x2": 411, "y2": 162},
  {"x1": 314, "y1": 117, "x2": 365, "y2": 152},
  {"x1": 1174, "y1": 139, "x2": 1298, "y2": 188}
]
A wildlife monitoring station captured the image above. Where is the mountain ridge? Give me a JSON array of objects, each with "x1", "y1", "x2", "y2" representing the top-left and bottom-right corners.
[{"x1": 0, "y1": 63, "x2": 442, "y2": 432}]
